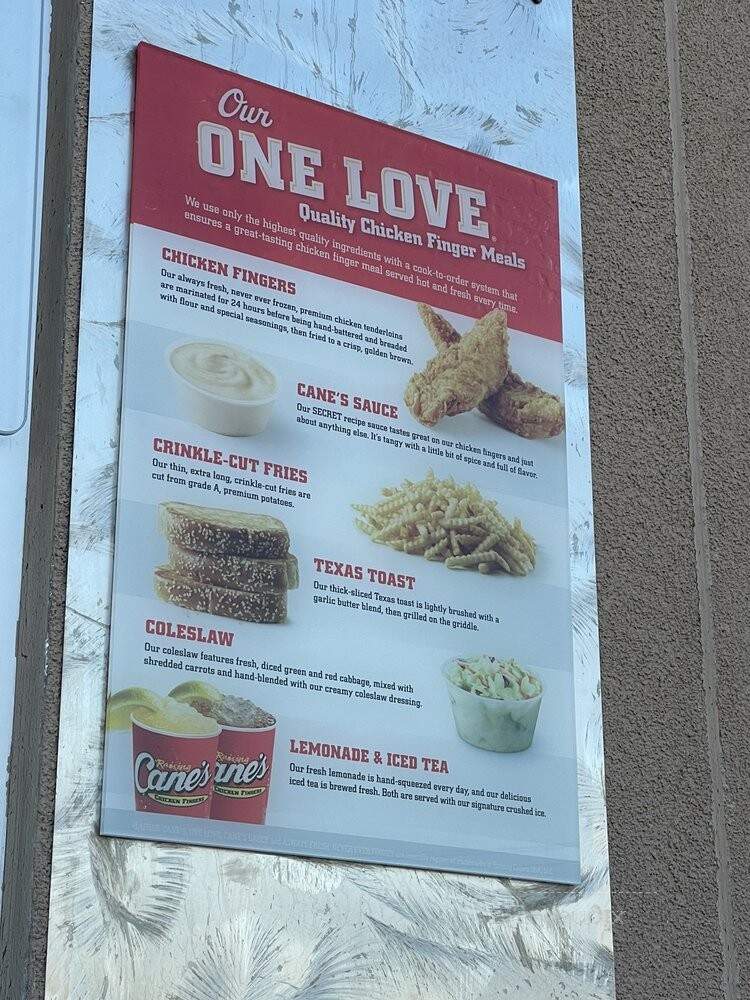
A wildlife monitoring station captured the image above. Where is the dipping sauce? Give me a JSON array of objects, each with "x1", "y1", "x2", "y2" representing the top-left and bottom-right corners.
[{"x1": 170, "y1": 342, "x2": 276, "y2": 401}]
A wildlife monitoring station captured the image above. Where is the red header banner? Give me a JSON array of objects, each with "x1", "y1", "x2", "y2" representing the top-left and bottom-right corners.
[{"x1": 131, "y1": 43, "x2": 562, "y2": 341}]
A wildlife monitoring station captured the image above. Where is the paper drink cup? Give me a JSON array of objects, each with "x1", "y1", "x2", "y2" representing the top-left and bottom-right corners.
[
  {"x1": 210, "y1": 721, "x2": 276, "y2": 823},
  {"x1": 131, "y1": 717, "x2": 220, "y2": 817}
]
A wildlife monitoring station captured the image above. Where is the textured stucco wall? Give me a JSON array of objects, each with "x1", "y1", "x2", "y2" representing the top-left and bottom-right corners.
[
  {"x1": 1, "y1": 1, "x2": 747, "y2": 998},
  {"x1": 575, "y1": 4, "x2": 728, "y2": 998},
  {"x1": 575, "y1": 2, "x2": 747, "y2": 995},
  {"x1": 678, "y1": 3, "x2": 750, "y2": 995}
]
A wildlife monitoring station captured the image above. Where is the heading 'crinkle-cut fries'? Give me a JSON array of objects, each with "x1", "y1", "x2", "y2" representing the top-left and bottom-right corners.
[{"x1": 353, "y1": 471, "x2": 535, "y2": 576}]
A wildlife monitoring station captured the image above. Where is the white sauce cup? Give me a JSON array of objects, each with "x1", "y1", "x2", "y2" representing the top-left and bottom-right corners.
[{"x1": 166, "y1": 340, "x2": 278, "y2": 437}]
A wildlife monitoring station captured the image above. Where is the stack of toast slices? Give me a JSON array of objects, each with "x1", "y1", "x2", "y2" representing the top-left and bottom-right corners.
[{"x1": 154, "y1": 502, "x2": 298, "y2": 624}]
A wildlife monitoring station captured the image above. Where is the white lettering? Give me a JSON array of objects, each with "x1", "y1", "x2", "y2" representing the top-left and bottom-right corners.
[
  {"x1": 197, "y1": 121, "x2": 234, "y2": 177},
  {"x1": 288, "y1": 142, "x2": 324, "y2": 199},
  {"x1": 456, "y1": 184, "x2": 489, "y2": 238},
  {"x1": 239, "y1": 130, "x2": 284, "y2": 190},
  {"x1": 134, "y1": 751, "x2": 211, "y2": 796},
  {"x1": 344, "y1": 156, "x2": 379, "y2": 211},
  {"x1": 218, "y1": 87, "x2": 273, "y2": 127},
  {"x1": 381, "y1": 167, "x2": 415, "y2": 220},
  {"x1": 415, "y1": 175, "x2": 453, "y2": 228}
]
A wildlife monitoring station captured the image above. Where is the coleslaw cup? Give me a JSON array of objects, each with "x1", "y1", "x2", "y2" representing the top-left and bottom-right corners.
[{"x1": 442, "y1": 659, "x2": 543, "y2": 753}]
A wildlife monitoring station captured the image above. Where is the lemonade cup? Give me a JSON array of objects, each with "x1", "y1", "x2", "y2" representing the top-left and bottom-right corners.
[
  {"x1": 210, "y1": 720, "x2": 276, "y2": 824},
  {"x1": 131, "y1": 715, "x2": 220, "y2": 817}
]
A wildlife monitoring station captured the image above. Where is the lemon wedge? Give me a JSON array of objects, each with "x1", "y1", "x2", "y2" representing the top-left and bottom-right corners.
[
  {"x1": 168, "y1": 681, "x2": 223, "y2": 706},
  {"x1": 106, "y1": 687, "x2": 163, "y2": 731}
]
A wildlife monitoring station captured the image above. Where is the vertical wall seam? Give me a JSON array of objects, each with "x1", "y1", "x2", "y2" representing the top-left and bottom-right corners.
[
  {"x1": 0, "y1": 0, "x2": 84, "y2": 997},
  {"x1": 663, "y1": 2, "x2": 738, "y2": 998}
]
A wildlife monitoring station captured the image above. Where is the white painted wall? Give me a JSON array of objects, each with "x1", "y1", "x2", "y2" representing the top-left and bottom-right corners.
[{"x1": 0, "y1": 0, "x2": 50, "y2": 900}]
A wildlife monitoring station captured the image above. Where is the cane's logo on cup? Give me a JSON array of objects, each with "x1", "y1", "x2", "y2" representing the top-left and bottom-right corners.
[
  {"x1": 134, "y1": 751, "x2": 213, "y2": 808},
  {"x1": 106, "y1": 683, "x2": 277, "y2": 824},
  {"x1": 210, "y1": 724, "x2": 275, "y2": 823},
  {"x1": 215, "y1": 750, "x2": 269, "y2": 799},
  {"x1": 166, "y1": 683, "x2": 278, "y2": 825},
  {"x1": 121, "y1": 693, "x2": 221, "y2": 817}
]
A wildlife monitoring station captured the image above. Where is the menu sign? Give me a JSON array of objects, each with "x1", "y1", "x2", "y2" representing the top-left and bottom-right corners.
[{"x1": 100, "y1": 43, "x2": 580, "y2": 883}]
